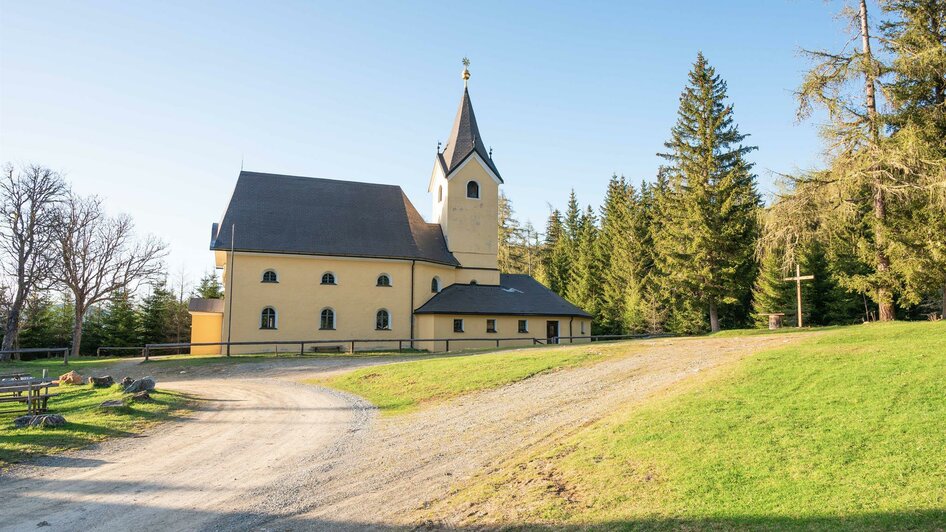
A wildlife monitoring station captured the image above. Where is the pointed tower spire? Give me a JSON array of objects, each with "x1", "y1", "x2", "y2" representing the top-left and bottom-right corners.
[{"x1": 439, "y1": 58, "x2": 503, "y2": 182}]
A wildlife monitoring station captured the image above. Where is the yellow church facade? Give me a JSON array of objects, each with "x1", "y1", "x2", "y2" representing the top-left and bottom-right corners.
[{"x1": 189, "y1": 67, "x2": 591, "y2": 354}]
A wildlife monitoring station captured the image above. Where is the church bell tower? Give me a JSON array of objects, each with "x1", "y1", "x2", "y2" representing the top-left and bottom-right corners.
[{"x1": 428, "y1": 59, "x2": 504, "y2": 273}]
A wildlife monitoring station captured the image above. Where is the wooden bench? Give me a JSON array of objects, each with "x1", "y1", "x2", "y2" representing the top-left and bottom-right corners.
[
  {"x1": 309, "y1": 345, "x2": 345, "y2": 354},
  {"x1": 0, "y1": 372, "x2": 31, "y2": 381},
  {"x1": 0, "y1": 379, "x2": 59, "y2": 414}
]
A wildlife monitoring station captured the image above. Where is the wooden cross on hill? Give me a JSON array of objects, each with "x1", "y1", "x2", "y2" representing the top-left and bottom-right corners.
[{"x1": 784, "y1": 263, "x2": 815, "y2": 328}]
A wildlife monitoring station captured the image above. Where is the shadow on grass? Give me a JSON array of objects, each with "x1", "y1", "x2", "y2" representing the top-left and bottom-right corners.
[{"x1": 1, "y1": 480, "x2": 943, "y2": 532}]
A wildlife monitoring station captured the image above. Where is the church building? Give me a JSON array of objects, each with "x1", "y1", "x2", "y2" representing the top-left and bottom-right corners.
[{"x1": 188, "y1": 64, "x2": 591, "y2": 354}]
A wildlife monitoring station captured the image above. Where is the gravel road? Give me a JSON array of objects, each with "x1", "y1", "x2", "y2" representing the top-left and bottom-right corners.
[{"x1": 0, "y1": 334, "x2": 804, "y2": 531}]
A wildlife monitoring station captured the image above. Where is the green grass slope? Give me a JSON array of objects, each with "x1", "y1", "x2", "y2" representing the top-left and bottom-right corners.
[
  {"x1": 314, "y1": 343, "x2": 631, "y2": 415},
  {"x1": 428, "y1": 321, "x2": 946, "y2": 530}
]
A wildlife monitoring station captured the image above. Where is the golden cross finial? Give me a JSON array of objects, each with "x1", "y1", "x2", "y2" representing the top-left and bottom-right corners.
[{"x1": 461, "y1": 57, "x2": 471, "y2": 86}]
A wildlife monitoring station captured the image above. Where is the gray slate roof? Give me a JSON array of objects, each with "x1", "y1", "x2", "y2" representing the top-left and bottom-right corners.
[
  {"x1": 211, "y1": 171, "x2": 459, "y2": 266},
  {"x1": 189, "y1": 298, "x2": 224, "y2": 313},
  {"x1": 439, "y1": 88, "x2": 503, "y2": 182},
  {"x1": 414, "y1": 274, "x2": 591, "y2": 317}
]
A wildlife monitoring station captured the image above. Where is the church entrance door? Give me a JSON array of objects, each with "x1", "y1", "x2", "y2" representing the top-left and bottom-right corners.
[{"x1": 546, "y1": 320, "x2": 559, "y2": 344}]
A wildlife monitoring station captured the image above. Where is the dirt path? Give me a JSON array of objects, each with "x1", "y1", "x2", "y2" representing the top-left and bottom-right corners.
[
  {"x1": 0, "y1": 363, "x2": 376, "y2": 531},
  {"x1": 259, "y1": 334, "x2": 805, "y2": 529},
  {"x1": 0, "y1": 334, "x2": 804, "y2": 530}
]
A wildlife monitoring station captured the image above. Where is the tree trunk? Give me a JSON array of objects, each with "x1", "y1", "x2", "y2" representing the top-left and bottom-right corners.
[
  {"x1": 874, "y1": 185, "x2": 895, "y2": 322},
  {"x1": 709, "y1": 300, "x2": 720, "y2": 333},
  {"x1": 860, "y1": 0, "x2": 896, "y2": 322},
  {"x1": 1, "y1": 307, "x2": 21, "y2": 360},
  {"x1": 69, "y1": 304, "x2": 86, "y2": 362},
  {"x1": 941, "y1": 284, "x2": 946, "y2": 319}
]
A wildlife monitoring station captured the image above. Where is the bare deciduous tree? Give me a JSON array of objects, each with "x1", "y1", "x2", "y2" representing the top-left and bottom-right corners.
[
  {"x1": 55, "y1": 194, "x2": 167, "y2": 360},
  {"x1": 0, "y1": 164, "x2": 67, "y2": 359}
]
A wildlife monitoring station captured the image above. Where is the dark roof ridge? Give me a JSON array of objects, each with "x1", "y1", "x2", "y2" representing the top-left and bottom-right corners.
[{"x1": 238, "y1": 170, "x2": 405, "y2": 190}]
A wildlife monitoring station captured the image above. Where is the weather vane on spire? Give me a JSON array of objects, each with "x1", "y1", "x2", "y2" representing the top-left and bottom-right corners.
[{"x1": 462, "y1": 57, "x2": 471, "y2": 87}]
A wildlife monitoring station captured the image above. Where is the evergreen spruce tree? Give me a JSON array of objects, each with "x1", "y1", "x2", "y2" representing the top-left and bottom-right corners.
[
  {"x1": 597, "y1": 175, "x2": 646, "y2": 333},
  {"x1": 537, "y1": 209, "x2": 569, "y2": 294},
  {"x1": 654, "y1": 53, "x2": 761, "y2": 333},
  {"x1": 195, "y1": 272, "x2": 224, "y2": 299},
  {"x1": 18, "y1": 294, "x2": 57, "y2": 348},
  {"x1": 102, "y1": 291, "x2": 141, "y2": 349},
  {"x1": 81, "y1": 305, "x2": 109, "y2": 355},
  {"x1": 140, "y1": 282, "x2": 175, "y2": 345},
  {"x1": 566, "y1": 206, "x2": 601, "y2": 322},
  {"x1": 563, "y1": 190, "x2": 582, "y2": 245},
  {"x1": 799, "y1": 240, "x2": 835, "y2": 326},
  {"x1": 51, "y1": 295, "x2": 76, "y2": 348},
  {"x1": 751, "y1": 248, "x2": 794, "y2": 327},
  {"x1": 637, "y1": 172, "x2": 670, "y2": 333}
]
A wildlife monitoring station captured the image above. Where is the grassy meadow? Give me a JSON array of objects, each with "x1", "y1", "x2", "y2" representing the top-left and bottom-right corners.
[{"x1": 424, "y1": 321, "x2": 946, "y2": 529}]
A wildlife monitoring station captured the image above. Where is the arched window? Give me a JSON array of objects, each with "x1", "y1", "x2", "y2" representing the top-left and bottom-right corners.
[
  {"x1": 321, "y1": 272, "x2": 336, "y2": 285},
  {"x1": 260, "y1": 307, "x2": 277, "y2": 329},
  {"x1": 320, "y1": 308, "x2": 335, "y2": 330},
  {"x1": 376, "y1": 309, "x2": 391, "y2": 330},
  {"x1": 438, "y1": 185, "x2": 443, "y2": 202},
  {"x1": 466, "y1": 180, "x2": 480, "y2": 199},
  {"x1": 431, "y1": 276, "x2": 441, "y2": 293},
  {"x1": 470, "y1": 280, "x2": 478, "y2": 285},
  {"x1": 377, "y1": 274, "x2": 391, "y2": 287},
  {"x1": 262, "y1": 270, "x2": 278, "y2": 283}
]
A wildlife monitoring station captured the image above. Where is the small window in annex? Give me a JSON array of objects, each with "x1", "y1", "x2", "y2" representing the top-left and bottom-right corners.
[
  {"x1": 261, "y1": 270, "x2": 278, "y2": 283},
  {"x1": 518, "y1": 319, "x2": 528, "y2": 333},
  {"x1": 453, "y1": 319, "x2": 464, "y2": 333},
  {"x1": 466, "y1": 180, "x2": 480, "y2": 199},
  {"x1": 321, "y1": 272, "x2": 336, "y2": 285},
  {"x1": 377, "y1": 274, "x2": 391, "y2": 287},
  {"x1": 486, "y1": 319, "x2": 497, "y2": 333},
  {"x1": 376, "y1": 309, "x2": 391, "y2": 330},
  {"x1": 320, "y1": 308, "x2": 335, "y2": 330},
  {"x1": 581, "y1": 321, "x2": 586, "y2": 334},
  {"x1": 431, "y1": 277, "x2": 441, "y2": 293},
  {"x1": 260, "y1": 307, "x2": 277, "y2": 329}
]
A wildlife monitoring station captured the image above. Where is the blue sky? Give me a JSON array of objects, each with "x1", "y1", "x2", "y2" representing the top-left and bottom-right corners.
[{"x1": 0, "y1": 1, "x2": 856, "y2": 284}]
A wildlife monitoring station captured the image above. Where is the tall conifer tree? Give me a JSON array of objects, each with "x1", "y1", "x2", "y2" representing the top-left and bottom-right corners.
[
  {"x1": 566, "y1": 206, "x2": 601, "y2": 320},
  {"x1": 655, "y1": 53, "x2": 761, "y2": 332}
]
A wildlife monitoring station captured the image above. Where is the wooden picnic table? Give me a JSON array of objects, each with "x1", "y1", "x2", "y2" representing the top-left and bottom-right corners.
[{"x1": 0, "y1": 378, "x2": 59, "y2": 415}]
